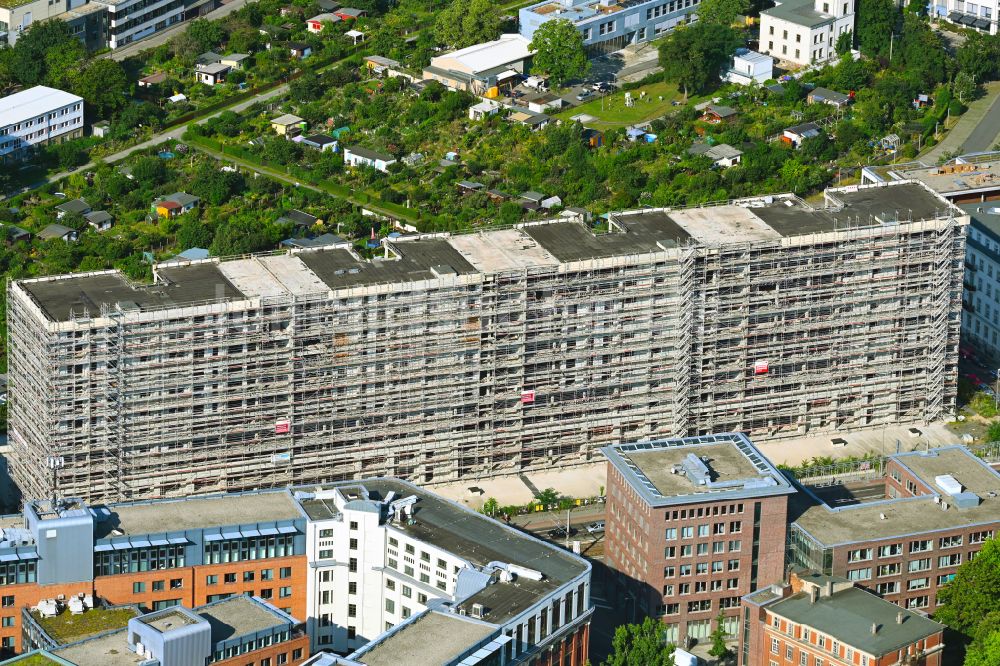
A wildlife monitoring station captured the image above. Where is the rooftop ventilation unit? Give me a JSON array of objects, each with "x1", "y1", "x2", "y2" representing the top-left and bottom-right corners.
[{"x1": 934, "y1": 474, "x2": 963, "y2": 496}]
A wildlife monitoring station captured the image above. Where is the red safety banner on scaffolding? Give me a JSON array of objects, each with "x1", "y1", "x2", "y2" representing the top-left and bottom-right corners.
[
  {"x1": 275, "y1": 419, "x2": 290, "y2": 434},
  {"x1": 754, "y1": 360, "x2": 769, "y2": 375},
  {"x1": 521, "y1": 390, "x2": 535, "y2": 404}
]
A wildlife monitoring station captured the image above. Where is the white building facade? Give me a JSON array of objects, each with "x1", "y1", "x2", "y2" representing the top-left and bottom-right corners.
[
  {"x1": 760, "y1": 0, "x2": 854, "y2": 67},
  {"x1": 298, "y1": 480, "x2": 593, "y2": 664},
  {"x1": 91, "y1": 0, "x2": 184, "y2": 49},
  {"x1": 0, "y1": 86, "x2": 83, "y2": 164}
]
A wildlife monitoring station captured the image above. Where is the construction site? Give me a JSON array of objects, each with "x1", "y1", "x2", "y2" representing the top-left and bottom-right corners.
[{"x1": 6, "y1": 180, "x2": 967, "y2": 504}]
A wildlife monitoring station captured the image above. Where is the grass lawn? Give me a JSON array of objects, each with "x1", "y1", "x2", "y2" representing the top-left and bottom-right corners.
[
  {"x1": 33, "y1": 608, "x2": 137, "y2": 644},
  {"x1": 554, "y1": 81, "x2": 689, "y2": 130},
  {"x1": 7, "y1": 654, "x2": 64, "y2": 665}
]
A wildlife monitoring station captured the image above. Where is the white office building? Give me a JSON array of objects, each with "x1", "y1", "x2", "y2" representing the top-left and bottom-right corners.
[
  {"x1": 760, "y1": 0, "x2": 854, "y2": 67},
  {"x1": 296, "y1": 479, "x2": 593, "y2": 664},
  {"x1": 0, "y1": 86, "x2": 84, "y2": 164},
  {"x1": 91, "y1": 0, "x2": 185, "y2": 49}
]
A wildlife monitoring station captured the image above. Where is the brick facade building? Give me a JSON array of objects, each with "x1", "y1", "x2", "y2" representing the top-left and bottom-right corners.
[
  {"x1": 741, "y1": 571, "x2": 944, "y2": 666},
  {"x1": 602, "y1": 434, "x2": 796, "y2": 644},
  {"x1": 789, "y1": 446, "x2": 1000, "y2": 613}
]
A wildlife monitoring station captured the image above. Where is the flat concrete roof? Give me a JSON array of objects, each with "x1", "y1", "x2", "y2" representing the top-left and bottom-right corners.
[
  {"x1": 792, "y1": 447, "x2": 1000, "y2": 546},
  {"x1": 15, "y1": 182, "x2": 962, "y2": 323},
  {"x1": 301, "y1": 479, "x2": 589, "y2": 624},
  {"x1": 602, "y1": 433, "x2": 796, "y2": 506},
  {"x1": 97, "y1": 491, "x2": 301, "y2": 538},
  {"x1": 874, "y1": 152, "x2": 1000, "y2": 195},
  {"x1": 139, "y1": 609, "x2": 199, "y2": 633},
  {"x1": 447, "y1": 229, "x2": 560, "y2": 272},
  {"x1": 355, "y1": 611, "x2": 495, "y2": 666},
  {"x1": 52, "y1": 631, "x2": 145, "y2": 666},
  {"x1": 199, "y1": 597, "x2": 289, "y2": 643}
]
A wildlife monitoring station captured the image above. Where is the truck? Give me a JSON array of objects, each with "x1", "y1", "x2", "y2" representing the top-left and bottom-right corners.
[{"x1": 524, "y1": 76, "x2": 549, "y2": 92}]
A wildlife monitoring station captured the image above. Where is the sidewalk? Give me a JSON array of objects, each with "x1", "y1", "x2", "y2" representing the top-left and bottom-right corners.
[
  {"x1": 921, "y1": 81, "x2": 1000, "y2": 163},
  {"x1": 429, "y1": 421, "x2": 962, "y2": 508}
]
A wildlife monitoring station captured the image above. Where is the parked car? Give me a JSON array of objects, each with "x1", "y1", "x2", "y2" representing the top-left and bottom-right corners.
[
  {"x1": 586, "y1": 521, "x2": 605, "y2": 534},
  {"x1": 576, "y1": 90, "x2": 594, "y2": 102},
  {"x1": 546, "y1": 526, "x2": 578, "y2": 538}
]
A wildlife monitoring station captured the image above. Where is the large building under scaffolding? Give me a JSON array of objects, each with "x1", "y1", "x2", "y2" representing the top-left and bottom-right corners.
[{"x1": 7, "y1": 181, "x2": 967, "y2": 503}]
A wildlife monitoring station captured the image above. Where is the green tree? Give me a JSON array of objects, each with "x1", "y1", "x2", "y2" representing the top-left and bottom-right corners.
[
  {"x1": 708, "y1": 612, "x2": 732, "y2": 658},
  {"x1": 176, "y1": 216, "x2": 215, "y2": 249},
  {"x1": 9, "y1": 20, "x2": 77, "y2": 86},
  {"x1": 434, "y1": 0, "x2": 500, "y2": 49},
  {"x1": 533, "y1": 488, "x2": 560, "y2": 505},
  {"x1": 936, "y1": 538, "x2": 1000, "y2": 635},
  {"x1": 130, "y1": 156, "x2": 168, "y2": 185},
  {"x1": 954, "y1": 71, "x2": 978, "y2": 103},
  {"x1": 75, "y1": 59, "x2": 130, "y2": 118},
  {"x1": 187, "y1": 18, "x2": 227, "y2": 53},
  {"x1": 835, "y1": 29, "x2": 853, "y2": 56},
  {"x1": 604, "y1": 617, "x2": 676, "y2": 666},
  {"x1": 481, "y1": 497, "x2": 500, "y2": 517},
  {"x1": 43, "y1": 39, "x2": 86, "y2": 90},
  {"x1": 696, "y1": 0, "x2": 749, "y2": 26},
  {"x1": 658, "y1": 23, "x2": 742, "y2": 97},
  {"x1": 895, "y1": 14, "x2": 949, "y2": 89},
  {"x1": 856, "y1": 0, "x2": 898, "y2": 59},
  {"x1": 957, "y1": 32, "x2": 1000, "y2": 83},
  {"x1": 529, "y1": 18, "x2": 590, "y2": 86},
  {"x1": 906, "y1": 0, "x2": 928, "y2": 15},
  {"x1": 210, "y1": 212, "x2": 282, "y2": 256},
  {"x1": 966, "y1": 611, "x2": 1000, "y2": 666}
]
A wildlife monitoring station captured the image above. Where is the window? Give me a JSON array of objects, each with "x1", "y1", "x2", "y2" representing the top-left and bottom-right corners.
[
  {"x1": 906, "y1": 596, "x2": 929, "y2": 609},
  {"x1": 385, "y1": 598, "x2": 395, "y2": 613},
  {"x1": 280, "y1": 567, "x2": 292, "y2": 579},
  {"x1": 244, "y1": 571, "x2": 255, "y2": 582},
  {"x1": 402, "y1": 585, "x2": 412, "y2": 598},
  {"x1": 349, "y1": 558, "x2": 358, "y2": 572},
  {"x1": 224, "y1": 573, "x2": 236, "y2": 584},
  {"x1": 206, "y1": 575, "x2": 218, "y2": 586},
  {"x1": 260, "y1": 588, "x2": 273, "y2": 599},
  {"x1": 938, "y1": 573, "x2": 956, "y2": 585},
  {"x1": 386, "y1": 579, "x2": 396, "y2": 591},
  {"x1": 1, "y1": 617, "x2": 14, "y2": 627},
  {"x1": 347, "y1": 626, "x2": 356, "y2": 639},
  {"x1": 698, "y1": 524, "x2": 710, "y2": 537},
  {"x1": 907, "y1": 577, "x2": 929, "y2": 591},
  {"x1": 970, "y1": 530, "x2": 994, "y2": 544},
  {"x1": 939, "y1": 535, "x2": 963, "y2": 549},
  {"x1": 908, "y1": 559, "x2": 931, "y2": 573},
  {"x1": 939, "y1": 553, "x2": 962, "y2": 567},
  {"x1": 350, "y1": 521, "x2": 358, "y2": 530},
  {"x1": 877, "y1": 563, "x2": 900, "y2": 577},
  {"x1": 681, "y1": 526, "x2": 693, "y2": 539},
  {"x1": 665, "y1": 528, "x2": 677, "y2": 540},
  {"x1": 171, "y1": 578, "x2": 183, "y2": 589},
  {"x1": 878, "y1": 544, "x2": 902, "y2": 557},
  {"x1": 348, "y1": 604, "x2": 357, "y2": 617},
  {"x1": 910, "y1": 540, "x2": 932, "y2": 553},
  {"x1": 279, "y1": 586, "x2": 292, "y2": 598},
  {"x1": 418, "y1": 593, "x2": 428, "y2": 604},
  {"x1": 349, "y1": 539, "x2": 358, "y2": 550},
  {"x1": 729, "y1": 540, "x2": 741, "y2": 552},
  {"x1": 153, "y1": 580, "x2": 164, "y2": 592},
  {"x1": 348, "y1": 581, "x2": 357, "y2": 595},
  {"x1": 847, "y1": 548, "x2": 872, "y2": 563},
  {"x1": 261, "y1": 569, "x2": 273, "y2": 581},
  {"x1": 420, "y1": 573, "x2": 430, "y2": 584},
  {"x1": 771, "y1": 637, "x2": 780, "y2": 654},
  {"x1": 847, "y1": 568, "x2": 871, "y2": 581},
  {"x1": 133, "y1": 582, "x2": 146, "y2": 593},
  {"x1": 875, "y1": 581, "x2": 899, "y2": 595}
]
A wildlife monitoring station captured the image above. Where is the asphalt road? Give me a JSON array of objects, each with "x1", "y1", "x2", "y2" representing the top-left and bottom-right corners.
[{"x1": 961, "y1": 91, "x2": 1000, "y2": 154}]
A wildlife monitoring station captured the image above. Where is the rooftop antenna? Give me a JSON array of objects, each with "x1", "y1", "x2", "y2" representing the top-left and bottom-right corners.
[{"x1": 46, "y1": 455, "x2": 64, "y2": 507}]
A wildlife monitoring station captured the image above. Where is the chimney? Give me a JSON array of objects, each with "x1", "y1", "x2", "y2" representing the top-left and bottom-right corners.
[
  {"x1": 825, "y1": 580, "x2": 833, "y2": 597},
  {"x1": 871, "y1": 623, "x2": 878, "y2": 635},
  {"x1": 897, "y1": 611, "x2": 905, "y2": 625},
  {"x1": 808, "y1": 586, "x2": 818, "y2": 604}
]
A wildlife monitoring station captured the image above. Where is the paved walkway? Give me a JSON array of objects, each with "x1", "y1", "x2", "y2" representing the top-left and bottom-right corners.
[{"x1": 922, "y1": 81, "x2": 1000, "y2": 163}]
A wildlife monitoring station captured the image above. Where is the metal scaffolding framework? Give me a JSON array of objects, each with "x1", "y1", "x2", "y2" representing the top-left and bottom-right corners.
[{"x1": 5, "y1": 183, "x2": 967, "y2": 504}]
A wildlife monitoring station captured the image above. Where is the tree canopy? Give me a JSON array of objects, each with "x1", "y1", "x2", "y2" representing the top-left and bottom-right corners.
[
  {"x1": 935, "y1": 538, "x2": 1000, "y2": 636},
  {"x1": 75, "y1": 59, "x2": 130, "y2": 119},
  {"x1": 658, "y1": 23, "x2": 742, "y2": 97},
  {"x1": 696, "y1": 0, "x2": 749, "y2": 26},
  {"x1": 604, "y1": 617, "x2": 677, "y2": 666},
  {"x1": 855, "y1": 0, "x2": 898, "y2": 59},
  {"x1": 529, "y1": 18, "x2": 590, "y2": 86},
  {"x1": 434, "y1": 0, "x2": 501, "y2": 49}
]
